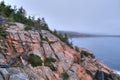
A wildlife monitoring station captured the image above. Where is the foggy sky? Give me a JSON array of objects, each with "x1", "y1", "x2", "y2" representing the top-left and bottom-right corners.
[{"x1": 4, "y1": 0, "x2": 120, "y2": 34}]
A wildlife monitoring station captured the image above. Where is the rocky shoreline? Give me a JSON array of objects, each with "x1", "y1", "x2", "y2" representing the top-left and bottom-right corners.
[{"x1": 0, "y1": 23, "x2": 119, "y2": 80}]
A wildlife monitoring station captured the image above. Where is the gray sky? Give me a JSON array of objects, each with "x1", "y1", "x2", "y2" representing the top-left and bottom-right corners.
[{"x1": 3, "y1": 0, "x2": 120, "y2": 34}]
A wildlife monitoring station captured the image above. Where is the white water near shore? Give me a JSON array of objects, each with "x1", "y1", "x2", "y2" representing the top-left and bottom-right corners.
[{"x1": 114, "y1": 70, "x2": 120, "y2": 75}]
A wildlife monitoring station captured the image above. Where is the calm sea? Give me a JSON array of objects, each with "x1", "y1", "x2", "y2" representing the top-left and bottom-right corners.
[{"x1": 71, "y1": 37, "x2": 120, "y2": 72}]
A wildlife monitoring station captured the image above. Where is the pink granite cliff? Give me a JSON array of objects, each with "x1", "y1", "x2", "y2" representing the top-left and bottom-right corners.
[{"x1": 0, "y1": 23, "x2": 119, "y2": 80}]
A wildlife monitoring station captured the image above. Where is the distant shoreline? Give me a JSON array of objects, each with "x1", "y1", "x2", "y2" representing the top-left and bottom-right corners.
[
  {"x1": 70, "y1": 35, "x2": 120, "y2": 38},
  {"x1": 58, "y1": 31, "x2": 120, "y2": 38}
]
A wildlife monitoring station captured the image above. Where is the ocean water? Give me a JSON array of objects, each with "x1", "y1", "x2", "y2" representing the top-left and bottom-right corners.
[{"x1": 71, "y1": 37, "x2": 120, "y2": 73}]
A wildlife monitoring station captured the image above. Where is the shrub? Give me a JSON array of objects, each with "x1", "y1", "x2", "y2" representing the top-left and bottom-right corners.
[
  {"x1": 44, "y1": 57, "x2": 57, "y2": 71},
  {"x1": 28, "y1": 54, "x2": 43, "y2": 67},
  {"x1": 74, "y1": 46, "x2": 80, "y2": 52},
  {"x1": 61, "y1": 72, "x2": 69, "y2": 80},
  {"x1": 44, "y1": 57, "x2": 56, "y2": 63},
  {"x1": 41, "y1": 36, "x2": 52, "y2": 44},
  {"x1": 52, "y1": 30, "x2": 73, "y2": 48},
  {"x1": 44, "y1": 37, "x2": 49, "y2": 42},
  {"x1": 44, "y1": 62, "x2": 57, "y2": 71},
  {"x1": 0, "y1": 27, "x2": 8, "y2": 39},
  {"x1": 24, "y1": 25, "x2": 32, "y2": 31}
]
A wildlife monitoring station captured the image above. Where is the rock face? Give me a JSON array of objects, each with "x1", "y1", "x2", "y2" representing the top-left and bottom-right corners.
[{"x1": 0, "y1": 25, "x2": 119, "y2": 80}]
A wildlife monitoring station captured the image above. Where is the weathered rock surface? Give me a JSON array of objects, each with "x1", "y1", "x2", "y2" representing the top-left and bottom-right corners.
[{"x1": 0, "y1": 25, "x2": 119, "y2": 80}]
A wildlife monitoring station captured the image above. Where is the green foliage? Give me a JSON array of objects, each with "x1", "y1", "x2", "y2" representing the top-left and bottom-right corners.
[
  {"x1": 41, "y1": 24, "x2": 49, "y2": 30},
  {"x1": 28, "y1": 54, "x2": 43, "y2": 67},
  {"x1": 40, "y1": 18, "x2": 50, "y2": 31},
  {"x1": 0, "y1": 1, "x2": 51, "y2": 32},
  {"x1": 34, "y1": 18, "x2": 41, "y2": 31},
  {"x1": 41, "y1": 36, "x2": 49, "y2": 42},
  {"x1": 24, "y1": 25, "x2": 32, "y2": 31},
  {"x1": 0, "y1": 43, "x2": 7, "y2": 54},
  {"x1": 61, "y1": 72, "x2": 69, "y2": 80},
  {"x1": 66, "y1": 41, "x2": 73, "y2": 48},
  {"x1": 0, "y1": 1, "x2": 73, "y2": 49},
  {"x1": 44, "y1": 57, "x2": 57, "y2": 71},
  {"x1": 44, "y1": 57, "x2": 56, "y2": 63},
  {"x1": 80, "y1": 50, "x2": 87, "y2": 58},
  {"x1": 0, "y1": 27, "x2": 8, "y2": 39},
  {"x1": 7, "y1": 22, "x2": 17, "y2": 26},
  {"x1": 52, "y1": 29, "x2": 73, "y2": 48},
  {"x1": 0, "y1": 1, "x2": 14, "y2": 17},
  {"x1": 74, "y1": 46, "x2": 80, "y2": 52},
  {"x1": 44, "y1": 62, "x2": 56, "y2": 71},
  {"x1": 44, "y1": 37, "x2": 49, "y2": 42}
]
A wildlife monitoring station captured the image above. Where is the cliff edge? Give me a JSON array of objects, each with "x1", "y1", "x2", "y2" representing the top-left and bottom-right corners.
[{"x1": 0, "y1": 23, "x2": 119, "y2": 80}]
